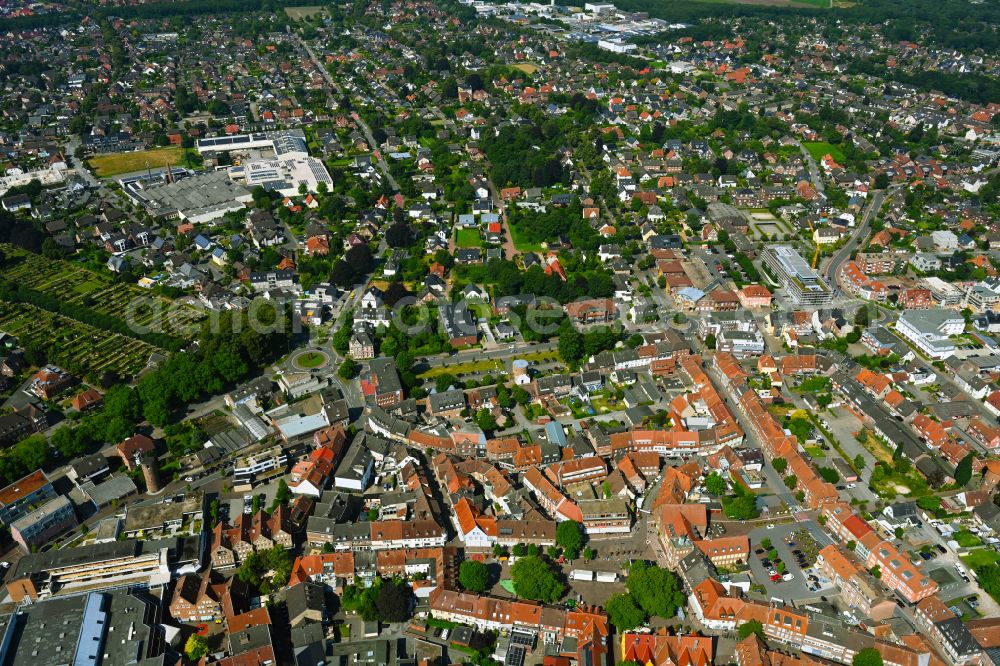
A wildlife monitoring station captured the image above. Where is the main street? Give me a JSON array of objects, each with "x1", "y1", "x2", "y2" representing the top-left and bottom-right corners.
[{"x1": 821, "y1": 187, "x2": 893, "y2": 288}]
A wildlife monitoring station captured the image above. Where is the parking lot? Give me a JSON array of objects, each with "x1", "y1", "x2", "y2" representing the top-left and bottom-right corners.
[{"x1": 747, "y1": 520, "x2": 836, "y2": 601}]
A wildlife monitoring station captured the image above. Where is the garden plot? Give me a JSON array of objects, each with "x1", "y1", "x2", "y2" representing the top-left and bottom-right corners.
[
  {"x1": 0, "y1": 302, "x2": 161, "y2": 377},
  {"x1": 1, "y1": 245, "x2": 205, "y2": 338}
]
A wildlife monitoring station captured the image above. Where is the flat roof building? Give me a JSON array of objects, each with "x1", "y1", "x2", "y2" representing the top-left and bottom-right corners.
[
  {"x1": 0, "y1": 588, "x2": 166, "y2": 666},
  {"x1": 763, "y1": 246, "x2": 832, "y2": 307},
  {"x1": 10, "y1": 495, "x2": 77, "y2": 552}
]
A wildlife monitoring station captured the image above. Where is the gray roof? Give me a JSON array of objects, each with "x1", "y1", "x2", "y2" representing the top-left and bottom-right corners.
[{"x1": 0, "y1": 588, "x2": 165, "y2": 666}]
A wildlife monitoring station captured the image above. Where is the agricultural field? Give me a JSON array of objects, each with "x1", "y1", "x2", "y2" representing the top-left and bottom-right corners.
[
  {"x1": 0, "y1": 301, "x2": 161, "y2": 377},
  {"x1": 802, "y1": 141, "x2": 846, "y2": 163},
  {"x1": 87, "y1": 146, "x2": 186, "y2": 178},
  {"x1": 1, "y1": 246, "x2": 205, "y2": 339}
]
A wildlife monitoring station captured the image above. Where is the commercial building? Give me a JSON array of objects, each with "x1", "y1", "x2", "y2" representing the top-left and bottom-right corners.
[
  {"x1": 0, "y1": 588, "x2": 166, "y2": 666},
  {"x1": 5, "y1": 539, "x2": 188, "y2": 602},
  {"x1": 895, "y1": 309, "x2": 965, "y2": 360},
  {"x1": 229, "y1": 155, "x2": 333, "y2": 197},
  {"x1": 122, "y1": 170, "x2": 253, "y2": 224},
  {"x1": 763, "y1": 246, "x2": 832, "y2": 307}
]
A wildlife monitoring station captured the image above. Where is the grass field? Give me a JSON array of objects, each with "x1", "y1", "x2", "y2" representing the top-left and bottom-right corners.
[
  {"x1": 419, "y1": 358, "x2": 505, "y2": 379},
  {"x1": 284, "y1": 5, "x2": 325, "y2": 19},
  {"x1": 512, "y1": 63, "x2": 540, "y2": 75},
  {"x1": 87, "y1": 146, "x2": 186, "y2": 178},
  {"x1": 509, "y1": 224, "x2": 544, "y2": 253},
  {"x1": 961, "y1": 549, "x2": 1000, "y2": 569},
  {"x1": 802, "y1": 141, "x2": 846, "y2": 163},
  {"x1": 455, "y1": 228, "x2": 482, "y2": 248}
]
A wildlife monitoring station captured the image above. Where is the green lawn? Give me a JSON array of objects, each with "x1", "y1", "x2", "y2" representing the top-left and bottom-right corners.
[
  {"x1": 295, "y1": 351, "x2": 328, "y2": 369},
  {"x1": 961, "y1": 549, "x2": 1000, "y2": 569},
  {"x1": 954, "y1": 529, "x2": 983, "y2": 549},
  {"x1": 802, "y1": 141, "x2": 846, "y2": 163},
  {"x1": 455, "y1": 228, "x2": 482, "y2": 248},
  {"x1": 500, "y1": 579, "x2": 516, "y2": 594},
  {"x1": 509, "y1": 224, "x2": 544, "y2": 253},
  {"x1": 804, "y1": 446, "x2": 825, "y2": 459}
]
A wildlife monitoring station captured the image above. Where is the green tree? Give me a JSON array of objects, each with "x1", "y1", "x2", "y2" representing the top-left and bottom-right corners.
[
  {"x1": 475, "y1": 408, "x2": 498, "y2": 433},
  {"x1": 853, "y1": 648, "x2": 884, "y2": 666},
  {"x1": 772, "y1": 457, "x2": 788, "y2": 474},
  {"x1": 510, "y1": 555, "x2": 564, "y2": 603},
  {"x1": 784, "y1": 474, "x2": 798, "y2": 490},
  {"x1": 955, "y1": 452, "x2": 975, "y2": 486},
  {"x1": 339, "y1": 358, "x2": 358, "y2": 379},
  {"x1": 606, "y1": 593, "x2": 645, "y2": 630},
  {"x1": 270, "y1": 479, "x2": 291, "y2": 511},
  {"x1": 723, "y1": 485, "x2": 759, "y2": 520},
  {"x1": 459, "y1": 560, "x2": 490, "y2": 593},
  {"x1": 704, "y1": 472, "x2": 727, "y2": 496},
  {"x1": 185, "y1": 634, "x2": 210, "y2": 661},
  {"x1": 819, "y1": 467, "x2": 840, "y2": 484},
  {"x1": 556, "y1": 520, "x2": 584, "y2": 558},
  {"x1": 738, "y1": 620, "x2": 765, "y2": 641},
  {"x1": 853, "y1": 454, "x2": 866, "y2": 470},
  {"x1": 625, "y1": 562, "x2": 684, "y2": 619},
  {"x1": 375, "y1": 577, "x2": 414, "y2": 622},
  {"x1": 558, "y1": 320, "x2": 585, "y2": 365}
]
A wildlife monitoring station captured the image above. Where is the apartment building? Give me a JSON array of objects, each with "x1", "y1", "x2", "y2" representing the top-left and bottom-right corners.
[
  {"x1": 10, "y1": 495, "x2": 77, "y2": 552},
  {"x1": 233, "y1": 445, "x2": 288, "y2": 490},
  {"x1": 0, "y1": 470, "x2": 56, "y2": 526}
]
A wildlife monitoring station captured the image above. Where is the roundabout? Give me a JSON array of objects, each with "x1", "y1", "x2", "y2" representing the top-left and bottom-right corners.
[{"x1": 293, "y1": 350, "x2": 330, "y2": 370}]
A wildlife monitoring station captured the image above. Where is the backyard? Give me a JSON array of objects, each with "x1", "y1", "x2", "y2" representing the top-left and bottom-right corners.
[
  {"x1": 455, "y1": 228, "x2": 482, "y2": 248},
  {"x1": 802, "y1": 141, "x2": 846, "y2": 162},
  {"x1": 509, "y1": 223, "x2": 544, "y2": 253}
]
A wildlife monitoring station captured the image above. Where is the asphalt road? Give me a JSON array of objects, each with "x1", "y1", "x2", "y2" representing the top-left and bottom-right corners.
[{"x1": 822, "y1": 188, "x2": 888, "y2": 286}]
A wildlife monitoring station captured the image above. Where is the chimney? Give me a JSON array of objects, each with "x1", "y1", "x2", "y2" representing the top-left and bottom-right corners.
[{"x1": 138, "y1": 452, "x2": 162, "y2": 494}]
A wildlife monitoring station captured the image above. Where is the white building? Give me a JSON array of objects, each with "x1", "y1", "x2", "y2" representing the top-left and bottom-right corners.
[
  {"x1": 895, "y1": 309, "x2": 965, "y2": 360},
  {"x1": 597, "y1": 39, "x2": 636, "y2": 54}
]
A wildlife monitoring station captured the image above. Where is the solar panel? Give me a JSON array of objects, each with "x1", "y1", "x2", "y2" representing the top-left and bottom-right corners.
[{"x1": 505, "y1": 645, "x2": 526, "y2": 666}]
